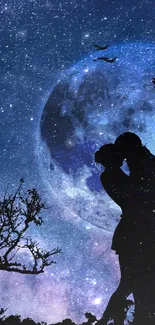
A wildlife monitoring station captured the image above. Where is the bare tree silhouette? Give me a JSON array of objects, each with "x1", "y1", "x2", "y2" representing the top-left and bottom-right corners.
[{"x1": 0, "y1": 179, "x2": 61, "y2": 274}]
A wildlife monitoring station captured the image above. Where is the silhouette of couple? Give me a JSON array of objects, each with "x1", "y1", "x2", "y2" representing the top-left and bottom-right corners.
[{"x1": 95, "y1": 132, "x2": 155, "y2": 325}]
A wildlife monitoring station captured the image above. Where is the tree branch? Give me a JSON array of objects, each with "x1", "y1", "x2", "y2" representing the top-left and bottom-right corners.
[{"x1": 0, "y1": 180, "x2": 61, "y2": 274}]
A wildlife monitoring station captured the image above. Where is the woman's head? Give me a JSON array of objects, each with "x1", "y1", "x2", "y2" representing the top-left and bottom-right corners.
[{"x1": 95, "y1": 144, "x2": 124, "y2": 168}]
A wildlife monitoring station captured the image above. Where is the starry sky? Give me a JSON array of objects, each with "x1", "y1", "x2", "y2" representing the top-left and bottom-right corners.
[{"x1": 1, "y1": 0, "x2": 155, "y2": 324}]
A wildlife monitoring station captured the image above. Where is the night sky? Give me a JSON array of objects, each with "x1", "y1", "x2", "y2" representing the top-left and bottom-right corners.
[{"x1": 1, "y1": 0, "x2": 155, "y2": 323}]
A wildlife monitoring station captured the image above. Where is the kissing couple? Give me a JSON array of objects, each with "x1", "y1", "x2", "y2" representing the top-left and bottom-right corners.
[{"x1": 95, "y1": 132, "x2": 155, "y2": 325}]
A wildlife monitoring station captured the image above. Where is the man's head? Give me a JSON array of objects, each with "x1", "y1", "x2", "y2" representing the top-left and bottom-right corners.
[{"x1": 115, "y1": 132, "x2": 142, "y2": 160}]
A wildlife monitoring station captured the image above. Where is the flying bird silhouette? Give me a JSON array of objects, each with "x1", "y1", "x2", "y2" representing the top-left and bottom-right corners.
[
  {"x1": 93, "y1": 44, "x2": 109, "y2": 50},
  {"x1": 93, "y1": 56, "x2": 117, "y2": 63}
]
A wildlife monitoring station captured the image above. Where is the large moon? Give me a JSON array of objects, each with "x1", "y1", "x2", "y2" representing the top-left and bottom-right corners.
[{"x1": 39, "y1": 42, "x2": 155, "y2": 231}]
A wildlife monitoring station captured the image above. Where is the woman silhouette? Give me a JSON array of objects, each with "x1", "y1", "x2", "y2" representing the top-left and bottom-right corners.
[{"x1": 95, "y1": 144, "x2": 134, "y2": 325}]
